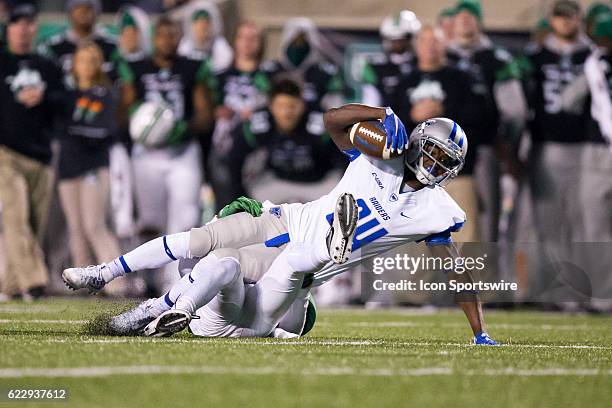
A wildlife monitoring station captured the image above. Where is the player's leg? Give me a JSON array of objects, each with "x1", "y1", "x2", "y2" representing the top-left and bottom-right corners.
[
  {"x1": 62, "y1": 208, "x2": 286, "y2": 292},
  {"x1": 276, "y1": 288, "x2": 311, "y2": 335},
  {"x1": 188, "y1": 210, "x2": 288, "y2": 258},
  {"x1": 144, "y1": 249, "x2": 245, "y2": 336},
  {"x1": 241, "y1": 192, "x2": 359, "y2": 337},
  {"x1": 62, "y1": 229, "x2": 192, "y2": 293},
  {"x1": 107, "y1": 250, "x2": 241, "y2": 336},
  {"x1": 238, "y1": 242, "x2": 327, "y2": 337}
]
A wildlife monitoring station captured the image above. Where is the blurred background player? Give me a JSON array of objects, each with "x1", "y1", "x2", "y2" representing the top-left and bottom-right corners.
[
  {"x1": 522, "y1": 0, "x2": 592, "y2": 305},
  {"x1": 177, "y1": 0, "x2": 233, "y2": 72},
  {"x1": 37, "y1": 0, "x2": 117, "y2": 86},
  {"x1": 208, "y1": 20, "x2": 272, "y2": 208},
  {"x1": 213, "y1": 79, "x2": 341, "y2": 206},
  {"x1": 57, "y1": 42, "x2": 124, "y2": 296},
  {"x1": 262, "y1": 17, "x2": 345, "y2": 111},
  {"x1": 393, "y1": 25, "x2": 488, "y2": 242},
  {"x1": 361, "y1": 11, "x2": 421, "y2": 107},
  {"x1": 0, "y1": 3, "x2": 63, "y2": 300},
  {"x1": 447, "y1": 0, "x2": 527, "y2": 243},
  {"x1": 119, "y1": 16, "x2": 214, "y2": 294},
  {"x1": 108, "y1": 5, "x2": 153, "y2": 242},
  {"x1": 581, "y1": 11, "x2": 612, "y2": 312}
]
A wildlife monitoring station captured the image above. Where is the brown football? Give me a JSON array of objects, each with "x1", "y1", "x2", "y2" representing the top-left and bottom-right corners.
[{"x1": 349, "y1": 120, "x2": 401, "y2": 160}]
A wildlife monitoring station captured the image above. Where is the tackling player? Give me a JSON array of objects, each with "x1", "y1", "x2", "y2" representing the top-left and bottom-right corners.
[{"x1": 64, "y1": 103, "x2": 498, "y2": 345}]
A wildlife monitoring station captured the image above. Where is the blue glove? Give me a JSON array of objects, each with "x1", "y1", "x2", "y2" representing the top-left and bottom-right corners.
[{"x1": 383, "y1": 107, "x2": 409, "y2": 153}]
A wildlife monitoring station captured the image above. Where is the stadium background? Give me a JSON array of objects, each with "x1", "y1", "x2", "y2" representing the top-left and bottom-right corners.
[{"x1": 0, "y1": 0, "x2": 611, "y2": 309}]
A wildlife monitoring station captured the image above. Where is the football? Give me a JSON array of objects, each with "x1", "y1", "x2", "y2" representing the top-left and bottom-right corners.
[
  {"x1": 129, "y1": 101, "x2": 176, "y2": 148},
  {"x1": 349, "y1": 120, "x2": 401, "y2": 160}
]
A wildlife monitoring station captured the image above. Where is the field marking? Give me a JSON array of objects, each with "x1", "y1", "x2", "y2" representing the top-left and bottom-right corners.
[
  {"x1": 33, "y1": 338, "x2": 612, "y2": 350},
  {"x1": 0, "y1": 365, "x2": 610, "y2": 379},
  {"x1": 1, "y1": 318, "x2": 604, "y2": 332},
  {"x1": 1, "y1": 319, "x2": 610, "y2": 350},
  {"x1": 0, "y1": 319, "x2": 87, "y2": 324},
  {"x1": 344, "y1": 321, "x2": 601, "y2": 331}
]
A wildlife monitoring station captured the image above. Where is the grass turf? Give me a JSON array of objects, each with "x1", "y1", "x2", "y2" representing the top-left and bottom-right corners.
[{"x1": 0, "y1": 298, "x2": 610, "y2": 407}]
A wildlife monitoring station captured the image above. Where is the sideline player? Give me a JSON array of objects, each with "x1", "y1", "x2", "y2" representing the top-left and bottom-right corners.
[{"x1": 64, "y1": 106, "x2": 498, "y2": 344}]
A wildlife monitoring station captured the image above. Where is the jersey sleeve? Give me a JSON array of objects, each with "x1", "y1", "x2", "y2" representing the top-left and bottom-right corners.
[
  {"x1": 341, "y1": 147, "x2": 362, "y2": 162},
  {"x1": 422, "y1": 222, "x2": 465, "y2": 246}
]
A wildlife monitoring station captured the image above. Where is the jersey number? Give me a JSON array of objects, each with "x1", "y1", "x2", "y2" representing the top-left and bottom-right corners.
[{"x1": 326, "y1": 198, "x2": 388, "y2": 251}]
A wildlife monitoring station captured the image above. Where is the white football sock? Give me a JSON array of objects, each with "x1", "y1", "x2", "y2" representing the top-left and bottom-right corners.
[{"x1": 101, "y1": 232, "x2": 192, "y2": 282}]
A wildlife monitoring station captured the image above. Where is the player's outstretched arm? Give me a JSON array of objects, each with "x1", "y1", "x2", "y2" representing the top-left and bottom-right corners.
[
  {"x1": 323, "y1": 104, "x2": 386, "y2": 151},
  {"x1": 428, "y1": 243, "x2": 486, "y2": 337}
]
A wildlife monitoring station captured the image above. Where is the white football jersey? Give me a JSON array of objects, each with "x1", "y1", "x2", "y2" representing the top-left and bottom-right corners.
[{"x1": 280, "y1": 150, "x2": 466, "y2": 286}]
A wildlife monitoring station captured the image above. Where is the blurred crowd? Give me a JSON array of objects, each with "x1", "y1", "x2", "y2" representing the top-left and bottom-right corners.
[{"x1": 0, "y1": 0, "x2": 610, "y2": 306}]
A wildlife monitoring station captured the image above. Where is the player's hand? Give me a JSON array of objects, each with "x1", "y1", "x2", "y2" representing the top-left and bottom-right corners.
[
  {"x1": 17, "y1": 86, "x2": 45, "y2": 108},
  {"x1": 383, "y1": 107, "x2": 408, "y2": 153},
  {"x1": 218, "y1": 196, "x2": 263, "y2": 218}
]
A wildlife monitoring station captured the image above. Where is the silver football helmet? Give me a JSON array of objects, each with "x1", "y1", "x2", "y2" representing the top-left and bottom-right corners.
[{"x1": 404, "y1": 118, "x2": 468, "y2": 186}]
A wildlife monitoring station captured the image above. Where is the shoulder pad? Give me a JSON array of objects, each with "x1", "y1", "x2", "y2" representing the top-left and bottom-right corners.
[{"x1": 250, "y1": 111, "x2": 271, "y2": 134}]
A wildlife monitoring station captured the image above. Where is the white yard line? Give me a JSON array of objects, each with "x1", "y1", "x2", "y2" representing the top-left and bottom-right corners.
[
  {"x1": 0, "y1": 319, "x2": 87, "y2": 324},
  {"x1": 37, "y1": 338, "x2": 612, "y2": 350},
  {"x1": 345, "y1": 321, "x2": 597, "y2": 330},
  {"x1": 0, "y1": 365, "x2": 610, "y2": 379}
]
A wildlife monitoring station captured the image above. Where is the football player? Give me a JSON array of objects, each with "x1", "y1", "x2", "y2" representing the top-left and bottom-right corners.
[
  {"x1": 118, "y1": 16, "x2": 214, "y2": 291},
  {"x1": 361, "y1": 11, "x2": 421, "y2": 106},
  {"x1": 37, "y1": 0, "x2": 117, "y2": 87},
  {"x1": 447, "y1": 0, "x2": 527, "y2": 242},
  {"x1": 64, "y1": 105, "x2": 498, "y2": 345}
]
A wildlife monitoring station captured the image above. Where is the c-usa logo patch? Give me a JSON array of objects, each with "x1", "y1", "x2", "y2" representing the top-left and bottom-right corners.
[{"x1": 269, "y1": 207, "x2": 282, "y2": 218}]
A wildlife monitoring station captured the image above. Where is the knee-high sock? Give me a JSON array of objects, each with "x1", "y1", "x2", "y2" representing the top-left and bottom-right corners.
[
  {"x1": 101, "y1": 232, "x2": 191, "y2": 282},
  {"x1": 174, "y1": 255, "x2": 241, "y2": 315}
]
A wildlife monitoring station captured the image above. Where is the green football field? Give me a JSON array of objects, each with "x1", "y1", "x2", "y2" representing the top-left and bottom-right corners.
[{"x1": 0, "y1": 298, "x2": 610, "y2": 408}]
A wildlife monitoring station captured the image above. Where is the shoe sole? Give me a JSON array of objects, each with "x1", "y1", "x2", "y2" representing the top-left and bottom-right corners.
[
  {"x1": 143, "y1": 311, "x2": 191, "y2": 337},
  {"x1": 329, "y1": 193, "x2": 359, "y2": 264}
]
